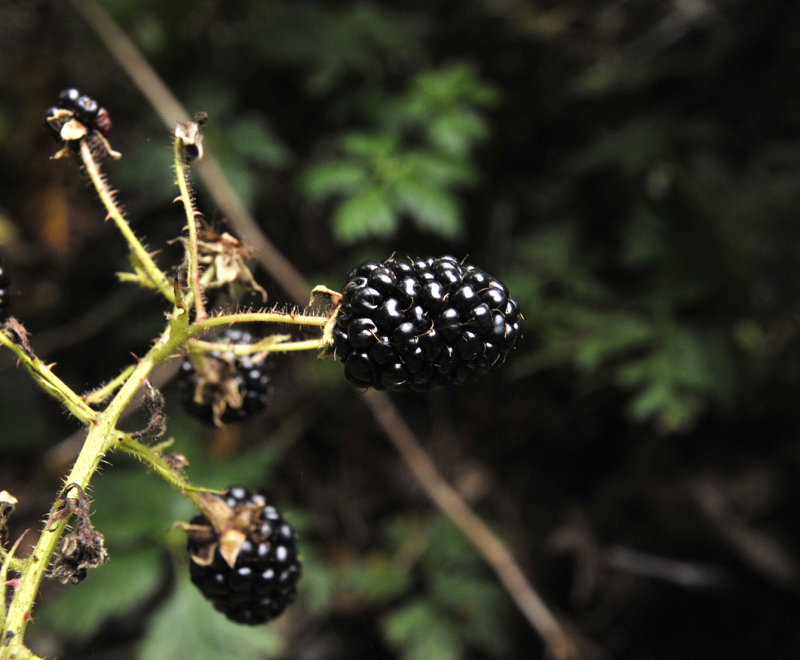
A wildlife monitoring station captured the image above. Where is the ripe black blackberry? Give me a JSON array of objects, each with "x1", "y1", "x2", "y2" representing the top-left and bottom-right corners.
[
  {"x1": 178, "y1": 328, "x2": 270, "y2": 426},
  {"x1": 186, "y1": 486, "x2": 301, "y2": 625},
  {"x1": 328, "y1": 255, "x2": 522, "y2": 391},
  {"x1": 0, "y1": 254, "x2": 10, "y2": 321}
]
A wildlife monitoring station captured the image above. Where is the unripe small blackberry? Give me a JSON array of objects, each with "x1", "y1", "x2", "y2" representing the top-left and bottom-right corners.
[
  {"x1": 328, "y1": 255, "x2": 522, "y2": 391},
  {"x1": 186, "y1": 486, "x2": 301, "y2": 625},
  {"x1": 56, "y1": 88, "x2": 112, "y2": 136},
  {"x1": 178, "y1": 328, "x2": 270, "y2": 426}
]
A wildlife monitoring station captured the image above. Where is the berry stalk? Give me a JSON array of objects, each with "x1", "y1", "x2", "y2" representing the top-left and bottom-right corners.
[
  {"x1": 173, "y1": 119, "x2": 207, "y2": 321},
  {"x1": 79, "y1": 140, "x2": 175, "y2": 304}
]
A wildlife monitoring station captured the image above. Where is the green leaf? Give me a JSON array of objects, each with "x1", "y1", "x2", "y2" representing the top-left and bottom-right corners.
[
  {"x1": 403, "y1": 151, "x2": 477, "y2": 186},
  {"x1": 137, "y1": 570, "x2": 284, "y2": 660},
  {"x1": 382, "y1": 601, "x2": 461, "y2": 660},
  {"x1": 300, "y1": 161, "x2": 369, "y2": 201},
  {"x1": 341, "y1": 132, "x2": 398, "y2": 159},
  {"x1": 333, "y1": 186, "x2": 397, "y2": 242},
  {"x1": 38, "y1": 547, "x2": 164, "y2": 642},
  {"x1": 392, "y1": 178, "x2": 464, "y2": 239},
  {"x1": 225, "y1": 117, "x2": 291, "y2": 167},
  {"x1": 428, "y1": 111, "x2": 489, "y2": 157}
]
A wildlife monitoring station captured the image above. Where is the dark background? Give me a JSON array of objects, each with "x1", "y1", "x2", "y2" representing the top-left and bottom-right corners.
[{"x1": 2, "y1": 1, "x2": 800, "y2": 658}]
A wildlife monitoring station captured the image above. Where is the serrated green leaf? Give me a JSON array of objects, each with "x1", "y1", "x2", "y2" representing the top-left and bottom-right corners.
[
  {"x1": 393, "y1": 178, "x2": 463, "y2": 239},
  {"x1": 382, "y1": 601, "x2": 461, "y2": 660},
  {"x1": 333, "y1": 186, "x2": 397, "y2": 242},
  {"x1": 403, "y1": 151, "x2": 476, "y2": 186},
  {"x1": 225, "y1": 117, "x2": 291, "y2": 167},
  {"x1": 301, "y1": 161, "x2": 369, "y2": 201},
  {"x1": 38, "y1": 547, "x2": 164, "y2": 642},
  {"x1": 137, "y1": 570, "x2": 284, "y2": 660},
  {"x1": 428, "y1": 111, "x2": 489, "y2": 156},
  {"x1": 341, "y1": 132, "x2": 398, "y2": 158}
]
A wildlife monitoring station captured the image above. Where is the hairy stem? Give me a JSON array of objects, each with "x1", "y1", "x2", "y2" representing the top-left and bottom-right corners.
[
  {"x1": 83, "y1": 364, "x2": 137, "y2": 405},
  {"x1": 0, "y1": 332, "x2": 96, "y2": 426},
  {"x1": 173, "y1": 134, "x2": 207, "y2": 321},
  {"x1": 80, "y1": 141, "x2": 175, "y2": 304},
  {"x1": 2, "y1": 312, "x2": 190, "y2": 652},
  {"x1": 190, "y1": 311, "x2": 329, "y2": 333},
  {"x1": 116, "y1": 435, "x2": 213, "y2": 509}
]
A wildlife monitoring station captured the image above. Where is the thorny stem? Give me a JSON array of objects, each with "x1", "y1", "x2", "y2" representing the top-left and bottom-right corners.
[
  {"x1": 0, "y1": 331, "x2": 96, "y2": 426},
  {"x1": 2, "y1": 312, "x2": 191, "y2": 655},
  {"x1": 116, "y1": 435, "x2": 212, "y2": 510},
  {"x1": 82, "y1": 364, "x2": 137, "y2": 405},
  {"x1": 191, "y1": 311, "x2": 329, "y2": 333},
  {"x1": 173, "y1": 133, "x2": 207, "y2": 321},
  {"x1": 79, "y1": 141, "x2": 175, "y2": 305}
]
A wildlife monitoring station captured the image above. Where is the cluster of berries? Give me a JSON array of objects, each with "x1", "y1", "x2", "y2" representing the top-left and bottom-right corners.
[
  {"x1": 186, "y1": 487, "x2": 302, "y2": 625},
  {"x1": 40, "y1": 89, "x2": 524, "y2": 630}
]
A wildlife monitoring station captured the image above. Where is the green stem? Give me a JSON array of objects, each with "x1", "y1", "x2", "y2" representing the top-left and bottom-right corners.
[
  {"x1": 191, "y1": 310, "x2": 329, "y2": 334},
  {"x1": 83, "y1": 364, "x2": 137, "y2": 405},
  {"x1": 173, "y1": 134, "x2": 206, "y2": 321},
  {"x1": 0, "y1": 332, "x2": 96, "y2": 426},
  {"x1": 80, "y1": 141, "x2": 175, "y2": 304},
  {"x1": 260, "y1": 338, "x2": 323, "y2": 353},
  {"x1": 116, "y1": 435, "x2": 212, "y2": 509},
  {"x1": 1, "y1": 312, "x2": 190, "y2": 650}
]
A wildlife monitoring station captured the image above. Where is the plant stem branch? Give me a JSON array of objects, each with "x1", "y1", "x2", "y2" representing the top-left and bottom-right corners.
[
  {"x1": 0, "y1": 331, "x2": 96, "y2": 425},
  {"x1": 116, "y1": 435, "x2": 212, "y2": 509},
  {"x1": 79, "y1": 141, "x2": 175, "y2": 304},
  {"x1": 190, "y1": 311, "x2": 329, "y2": 333},
  {"x1": 173, "y1": 136, "x2": 207, "y2": 321},
  {"x1": 83, "y1": 364, "x2": 137, "y2": 405},
  {"x1": 2, "y1": 313, "x2": 190, "y2": 651}
]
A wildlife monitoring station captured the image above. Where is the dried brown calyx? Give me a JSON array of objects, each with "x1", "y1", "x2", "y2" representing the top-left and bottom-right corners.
[
  {"x1": 47, "y1": 484, "x2": 108, "y2": 584},
  {"x1": 181, "y1": 490, "x2": 274, "y2": 569}
]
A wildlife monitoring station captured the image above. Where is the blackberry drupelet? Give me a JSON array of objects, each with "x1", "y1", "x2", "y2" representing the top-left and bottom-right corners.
[
  {"x1": 0, "y1": 255, "x2": 9, "y2": 321},
  {"x1": 329, "y1": 255, "x2": 522, "y2": 391},
  {"x1": 186, "y1": 486, "x2": 301, "y2": 625},
  {"x1": 178, "y1": 328, "x2": 270, "y2": 426}
]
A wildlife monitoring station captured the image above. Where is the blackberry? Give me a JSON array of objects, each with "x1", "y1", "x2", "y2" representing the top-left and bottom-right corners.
[
  {"x1": 45, "y1": 88, "x2": 112, "y2": 140},
  {"x1": 178, "y1": 328, "x2": 270, "y2": 426},
  {"x1": 0, "y1": 254, "x2": 9, "y2": 321},
  {"x1": 328, "y1": 255, "x2": 522, "y2": 391},
  {"x1": 186, "y1": 486, "x2": 301, "y2": 625},
  {"x1": 57, "y1": 88, "x2": 113, "y2": 136}
]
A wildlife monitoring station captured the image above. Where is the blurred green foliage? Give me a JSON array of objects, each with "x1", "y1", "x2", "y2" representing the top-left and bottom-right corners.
[
  {"x1": 301, "y1": 65, "x2": 496, "y2": 242},
  {"x1": 4, "y1": 0, "x2": 800, "y2": 658}
]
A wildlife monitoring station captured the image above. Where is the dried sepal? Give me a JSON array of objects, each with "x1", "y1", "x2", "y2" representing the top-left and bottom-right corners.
[
  {"x1": 174, "y1": 227, "x2": 267, "y2": 301},
  {"x1": 46, "y1": 484, "x2": 108, "y2": 584},
  {"x1": 174, "y1": 112, "x2": 208, "y2": 162},
  {"x1": 181, "y1": 491, "x2": 268, "y2": 569},
  {"x1": 0, "y1": 490, "x2": 18, "y2": 538}
]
